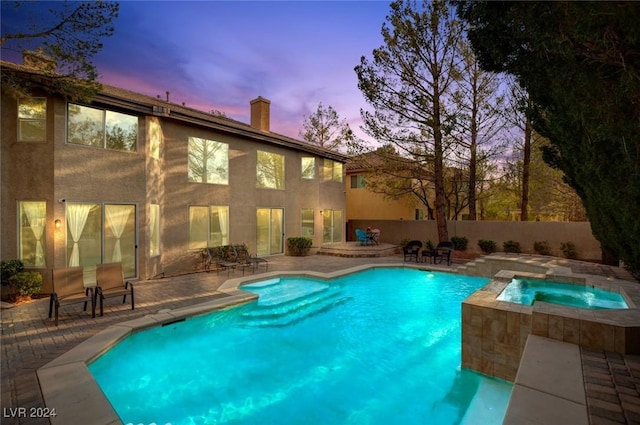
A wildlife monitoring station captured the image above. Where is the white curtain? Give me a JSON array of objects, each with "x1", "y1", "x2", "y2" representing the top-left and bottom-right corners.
[
  {"x1": 67, "y1": 204, "x2": 92, "y2": 267},
  {"x1": 105, "y1": 205, "x2": 131, "y2": 262},
  {"x1": 22, "y1": 202, "x2": 46, "y2": 267},
  {"x1": 216, "y1": 206, "x2": 229, "y2": 245}
]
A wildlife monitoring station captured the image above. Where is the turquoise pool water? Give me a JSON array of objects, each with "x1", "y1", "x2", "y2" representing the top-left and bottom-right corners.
[
  {"x1": 89, "y1": 268, "x2": 512, "y2": 425},
  {"x1": 497, "y1": 278, "x2": 628, "y2": 309}
]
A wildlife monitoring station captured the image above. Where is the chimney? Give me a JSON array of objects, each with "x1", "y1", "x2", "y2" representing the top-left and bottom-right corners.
[
  {"x1": 250, "y1": 96, "x2": 270, "y2": 132},
  {"x1": 23, "y1": 48, "x2": 56, "y2": 72}
]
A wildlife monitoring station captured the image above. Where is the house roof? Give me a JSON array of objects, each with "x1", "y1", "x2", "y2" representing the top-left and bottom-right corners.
[{"x1": 1, "y1": 59, "x2": 349, "y2": 162}]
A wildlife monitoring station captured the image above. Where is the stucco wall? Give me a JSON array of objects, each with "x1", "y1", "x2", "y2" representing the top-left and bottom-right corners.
[
  {"x1": 2, "y1": 90, "x2": 346, "y2": 285},
  {"x1": 348, "y1": 219, "x2": 602, "y2": 261}
]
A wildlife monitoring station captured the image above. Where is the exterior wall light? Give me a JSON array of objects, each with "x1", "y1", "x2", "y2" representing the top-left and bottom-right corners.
[{"x1": 54, "y1": 219, "x2": 61, "y2": 228}]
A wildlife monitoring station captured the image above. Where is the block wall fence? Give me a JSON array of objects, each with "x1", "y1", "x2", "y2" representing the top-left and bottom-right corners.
[{"x1": 347, "y1": 220, "x2": 602, "y2": 261}]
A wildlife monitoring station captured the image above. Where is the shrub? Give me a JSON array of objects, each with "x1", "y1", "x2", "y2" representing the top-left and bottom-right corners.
[
  {"x1": 533, "y1": 241, "x2": 552, "y2": 256},
  {"x1": 477, "y1": 239, "x2": 496, "y2": 254},
  {"x1": 287, "y1": 237, "x2": 313, "y2": 256},
  {"x1": 450, "y1": 236, "x2": 469, "y2": 251},
  {"x1": 8, "y1": 271, "x2": 42, "y2": 298},
  {"x1": 424, "y1": 240, "x2": 435, "y2": 251},
  {"x1": 1, "y1": 260, "x2": 24, "y2": 286},
  {"x1": 398, "y1": 238, "x2": 411, "y2": 248},
  {"x1": 503, "y1": 240, "x2": 522, "y2": 253},
  {"x1": 561, "y1": 241, "x2": 578, "y2": 259}
]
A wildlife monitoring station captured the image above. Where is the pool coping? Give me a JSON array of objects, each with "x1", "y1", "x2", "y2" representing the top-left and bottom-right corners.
[{"x1": 37, "y1": 263, "x2": 451, "y2": 424}]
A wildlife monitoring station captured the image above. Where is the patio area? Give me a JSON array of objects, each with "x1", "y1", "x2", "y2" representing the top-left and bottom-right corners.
[{"x1": 1, "y1": 253, "x2": 639, "y2": 424}]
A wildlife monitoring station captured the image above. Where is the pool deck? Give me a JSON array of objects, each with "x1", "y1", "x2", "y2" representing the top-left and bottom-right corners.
[{"x1": 1, "y1": 253, "x2": 639, "y2": 424}]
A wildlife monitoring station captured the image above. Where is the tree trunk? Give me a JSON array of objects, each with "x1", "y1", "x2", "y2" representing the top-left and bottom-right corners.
[
  {"x1": 468, "y1": 126, "x2": 478, "y2": 221},
  {"x1": 521, "y1": 114, "x2": 532, "y2": 221},
  {"x1": 433, "y1": 96, "x2": 449, "y2": 242}
]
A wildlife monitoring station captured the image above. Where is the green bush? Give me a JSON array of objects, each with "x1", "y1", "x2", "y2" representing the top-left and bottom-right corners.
[
  {"x1": 450, "y1": 236, "x2": 469, "y2": 251},
  {"x1": 560, "y1": 241, "x2": 578, "y2": 259},
  {"x1": 477, "y1": 239, "x2": 496, "y2": 254},
  {"x1": 398, "y1": 238, "x2": 411, "y2": 248},
  {"x1": 1, "y1": 259, "x2": 24, "y2": 286},
  {"x1": 424, "y1": 240, "x2": 435, "y2": 251},
  {"x1": 287, "y1": 237, "x2": 313, "y2": 256},
  {"x1": 503, "y1": 240, "x2": 522, "y2": 253},
  {"x1": 8, "y1": 271, "x2": 42, "y2": 298},
  {"x1": 533, "y1": 241, "x2": 552, "y2": 256}
]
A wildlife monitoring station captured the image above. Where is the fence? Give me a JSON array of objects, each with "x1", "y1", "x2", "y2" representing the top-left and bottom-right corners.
[{"x1": 347, "y1": 220, "x2": 602, "y2": 261}]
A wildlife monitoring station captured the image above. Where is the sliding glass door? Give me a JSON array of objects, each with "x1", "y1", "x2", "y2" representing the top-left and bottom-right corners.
[
  {"x1": 256, "y1": 208, "x2": 284, "y2": 256},
  {"x1": 66, "y1": 203, "x2": 137, "y2": 278}
]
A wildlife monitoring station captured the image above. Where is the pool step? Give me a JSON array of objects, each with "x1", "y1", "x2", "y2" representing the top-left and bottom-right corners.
[{"x1": 241, "y1": 286, "x2": 350, "y2": 327}]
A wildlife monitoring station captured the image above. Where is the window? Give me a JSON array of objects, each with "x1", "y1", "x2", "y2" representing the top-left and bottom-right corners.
[
  {"x1": 149, "y1": 204, "x2": 160, "y2": 256},
  {"x1": 67, "y1": 103, "x2": 138, "y2": 152},
  {"x1": 188, "y1": 137, "x2": 228, "y2": 184},
  {"x1": 322, "y1": 209, "x2": 343, "y2": 243},
  {"x1": 149, "y1": 118, "x2": 162, "y2": 160},
  {"x1": 188, "y1": 206, "x2": 229, "y2": 249},
  {"x1": 301, "y1": 157, "x2": 315, "y2": 179},
  {"x1": 18, "y1": 201, "x2": 46, "y2": 267},
  {"x1": 301, "y1": 209, "x2": 314, "y2": 237},
  {"x1": 323, "y1": 159, "x2": 343, "y2": 182},
  {"x1": 257, "y1": 151, "x2": 285, "y2": 189},
  {"x1": 350, "y1": 175, "x2": 366, "y2": 188},
  {"x1": 66, "y1": 203, "x2": 137, "y2": 278},
  {"x1": 18, "y1": 97, "x2": 46, "y2": 142}
]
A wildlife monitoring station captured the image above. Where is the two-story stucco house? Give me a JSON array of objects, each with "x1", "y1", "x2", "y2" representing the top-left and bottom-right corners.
[{"x1": 1, "y1": 56, "x2": 347, "y2": 292}]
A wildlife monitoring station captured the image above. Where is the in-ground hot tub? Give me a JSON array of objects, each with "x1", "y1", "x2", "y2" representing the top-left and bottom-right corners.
[{"x1": 496, "y1": 278, "x2": 629, "y2": 310}]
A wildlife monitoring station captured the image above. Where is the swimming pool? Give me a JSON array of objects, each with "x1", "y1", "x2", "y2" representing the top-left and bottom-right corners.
[
  {"x1": 496, "y1": 278, "x2": 629, "y2": 309},
  {"x1": 89, "y1": 268, "x2": 512, "y2": 424}
]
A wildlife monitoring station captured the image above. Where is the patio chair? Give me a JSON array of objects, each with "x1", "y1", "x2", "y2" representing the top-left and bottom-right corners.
[
  {"x1": 233, "y1": 244, "x2": 269, "y2": 273},
  {"x1": 403, "y1": 240, "x2": 423, "y2": 262},
  {"x1": 206, "y1": 246, "x2": 238, "y2": 275},
  {"x1": 95, "y1": 263, "x2": 134, "y2": 316},
  {"x1": 232, "y1": 245, "x2": 254, "y2": 275},
  {"x1": 432, "y1": 241, "x2": 454, "y2": 266},
  {"x1": 49, "y1": 267, "x2": 95, "y2": 326},
  {"x1": 371, "y1": 229, "x2": 381, "y2": 245},
  {"x1": 355, "y1": 229, "x2": 369, "y2": 245}
]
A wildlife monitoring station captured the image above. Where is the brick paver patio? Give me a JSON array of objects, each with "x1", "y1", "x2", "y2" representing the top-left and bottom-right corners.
[{"x1": 1, "y1": 253, "x2": 638, "y2": 424}]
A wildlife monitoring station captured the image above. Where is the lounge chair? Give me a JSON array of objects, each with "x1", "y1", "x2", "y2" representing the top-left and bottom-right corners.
[
  {"x1": 232, "y1": 245, "x2": 254, "y2": 275},
  {"x1": 95, "y1": 263, "x2": 134, "y2": 316},
  {"x1": 432, "y1": 241, "x2": 454, "y2": 266},
  {"x1": 355, "y1": 229, "x2": 369, "y2": 245},
  {"x1": 403, "y1": 240, "x2": 423, "y2": 262},
  {"x1": 206, "y1": 246, "x2": 238, "y2": 275},
  {"x1": 49, "y1": 267, "x2": 95, "y2": 326},
  {"x1": 233, "y1": 244, "x2": 269, "y2": 273}
]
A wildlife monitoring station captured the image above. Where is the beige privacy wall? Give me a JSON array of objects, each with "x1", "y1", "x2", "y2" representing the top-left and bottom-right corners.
[{"x1": 347, "y1": 220, "x2": 602, "y2": 261}]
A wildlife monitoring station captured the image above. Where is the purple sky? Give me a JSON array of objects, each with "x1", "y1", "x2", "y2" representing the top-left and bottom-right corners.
[{"x1": 2, "y1": 1, "x2": 392, "y2": 143}]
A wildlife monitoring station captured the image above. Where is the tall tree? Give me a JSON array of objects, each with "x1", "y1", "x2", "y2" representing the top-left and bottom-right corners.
[
  {"x1": 458, "y1": 1, "x2": 640, "y2": 276},
  {"x1": 0, "y1": 1, "x2": 119, "y2": 99},
  {"x1": 299, "y1": 103, "x2": 354, "y2": 152},
  {"x1": 450, "y1": 40, "x2": 506, "y2": 220},
  {"x1": 355, "y1": 0, "x2": 463, "y2": 242}
]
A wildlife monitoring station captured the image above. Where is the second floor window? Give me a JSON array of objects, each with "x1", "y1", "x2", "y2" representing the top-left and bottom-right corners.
[
  {"x1": 350, "y1": 175, "x2": 366, "y2": 188},
  {"x1": 323, "y1": 159, "x2": 343, "y2": 182},
  {"x1": 188, "y1": 137, "x2": 228, "y2": 184},
  {"x1": 67, "y1": 103, "x2": 137, "y2": 152},
  {"x1": 257, "y1": 150, "x2": 285, "y2": 189},
  {"x1": 301, "y1": 157, "x2": 315, "y2": 179},
  {"x1": 18, "y1": 97, "x2": 47, "y2": 142}
]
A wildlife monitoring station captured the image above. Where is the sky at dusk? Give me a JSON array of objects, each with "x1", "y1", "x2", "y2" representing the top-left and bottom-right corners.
[{"x1": 2, "y1": 1, "x2": 394, "y2": 144}]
